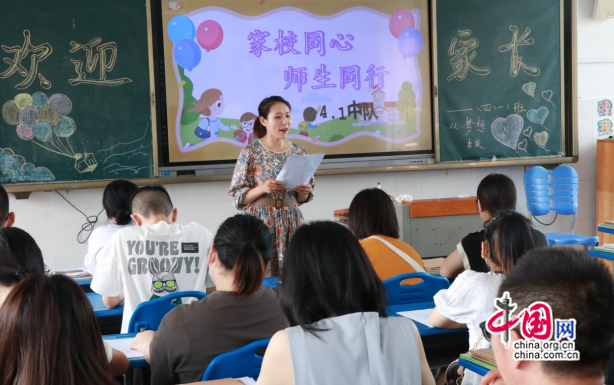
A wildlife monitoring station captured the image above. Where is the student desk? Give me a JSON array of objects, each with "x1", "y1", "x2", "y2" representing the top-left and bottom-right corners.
[
  {"x1": 388, "y1": 302, "x2": 469, "y2": 368},
  {"x1": 87, "y1": 292, "x2": 124, "y2": 318},
  {"x1": 103, "y1": 333, "x2": 148, "y2": 369},
  {"x1": 588, "y1": 225, "x2": 614, "y2": 261},
  {"x1": 334, "y1": 197, "x2": 483, "y2": 258},
  {"x1": 75, "y1": 277, "x2": 93, "y2": 286}
]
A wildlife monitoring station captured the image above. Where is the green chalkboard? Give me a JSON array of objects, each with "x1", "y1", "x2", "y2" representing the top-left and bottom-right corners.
[
  {"x1": 436, "y1": 0, "x2": 564, "y2": 162},
  {"x1": 0, "y1": 0, "x2": 153, "y2": 184}
]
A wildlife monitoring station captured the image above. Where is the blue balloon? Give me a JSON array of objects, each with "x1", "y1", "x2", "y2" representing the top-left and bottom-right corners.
[
  {"x1": 173, "y1": 39, "x2": 201, "y2": 71},
  {"x1": 168, "y1": 16, "x2": 196, "y2": 44},
  {"x1": 397, "y1": 28, "x2": 424, "y2": 59}
]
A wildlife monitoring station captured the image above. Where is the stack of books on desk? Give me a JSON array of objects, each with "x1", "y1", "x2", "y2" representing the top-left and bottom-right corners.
[
  {"x1": 595, "y1": 244, "x2": 614, "y2": 255},
  {"x1": 600, "y1": 221, "x2": 614, "y2": 230},
  {"x1": 460, "y1": 348, "x2": 498, "y2": 371}
]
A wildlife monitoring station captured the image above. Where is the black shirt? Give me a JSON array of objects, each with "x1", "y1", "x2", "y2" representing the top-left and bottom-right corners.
[{"x1": 460, "y1": 229, "x2": 549, "y2": 273}]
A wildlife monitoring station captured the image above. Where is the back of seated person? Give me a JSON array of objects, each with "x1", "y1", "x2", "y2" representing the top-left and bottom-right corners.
[
  {"x1": 0, "y1": 184, "x2": 15, "y2": 228},
  {"x1": 130, "y1": 214, "x2": 289, "y2": 385},
  {"x1": 483, "y1": 248, "x2": 614, "y2": 385},
  {"x1": 349, "y1": 188, "x2": 426, "y2": 284},
  {"x1": 0, "y1": 227, "x2": 129, "y2": 378},
  {"x1": 0, "y1": 274, "x2": 119, "y2": 385},
  {"x1": 429, "y1": 211, "x2": 537, "y2": 385},
  {"x1": 84, "y1": 179, "x2": 137, "y2": 274},
  {"x1": 440, "y1": 174, "x2": 548, "y2": 280},
  {"x1": 91, "y1": 185, "x2": 214, "y2": 333},
  {"x1": 197, "y1": 221, "x2": 436, "y2": 385}
]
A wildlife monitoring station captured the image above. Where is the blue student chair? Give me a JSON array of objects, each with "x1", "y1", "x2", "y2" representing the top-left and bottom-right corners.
[
  {"x1": 383, "y1": 272, "x2": 450, "y2": 307},
  {"x1": 201, "y1": 339, "x2": 271, "y2": 381},
  {"x1": 523, "y1": 165, "x2": 599, "y2": 247},
  {"x1": 128, "y1": 291, "x2": 207, "y2": 333}
]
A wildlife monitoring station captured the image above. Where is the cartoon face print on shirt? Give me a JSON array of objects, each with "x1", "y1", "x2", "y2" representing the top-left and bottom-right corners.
[{"x1": 149, "y1": 258, "x2": 180, "y2": 299}]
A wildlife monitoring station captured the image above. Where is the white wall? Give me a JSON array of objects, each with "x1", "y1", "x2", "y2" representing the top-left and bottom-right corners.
[{"x1": 8, "y1": 1, "x2": 613, "y2": 271}]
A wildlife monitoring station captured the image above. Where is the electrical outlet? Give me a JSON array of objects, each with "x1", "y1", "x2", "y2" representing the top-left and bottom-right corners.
[{"x1": 593, "y1": 0, "x2": 614, "y2": 19}]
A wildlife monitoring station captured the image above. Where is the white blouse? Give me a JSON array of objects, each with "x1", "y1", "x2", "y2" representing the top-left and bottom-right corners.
[{"x1": 433, "y1": 270, "x2": 504, "y2": 349}]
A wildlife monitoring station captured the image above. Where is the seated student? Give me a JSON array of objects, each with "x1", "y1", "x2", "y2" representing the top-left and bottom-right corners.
[
  {"x1": 130, "y1": 214, "x2": 289, "y2": 385},
  {"x1": 481, "y1": 248, "x2": 614, "y2": 385},
  {"x1": 193, "y1": 221, "x2": 435, "y2": 385},
  {"x1": 0, "y1": 184, "x2": 15, "y2": 227},
  {"x1": 0, "y1": 274, "x2": 125, "y2": 384},
  {"x1": 429, "y1": 212, "x2": 537, "y2": 385},
  {"x1": 349, "y1": 188, "x2": 426, "y2": 284},
  {"x1": 440, "y1": 174, "x2": 548, "y2": 280},
  {"x1": 0, "y1": 227, "x2": 129, "y2": 377},
  {"x1": 84, "y1": 180, "x2": 138, "y2": 274},
  {"x1": 91, "y1": 185, "x2": 214, "y2": 333}
]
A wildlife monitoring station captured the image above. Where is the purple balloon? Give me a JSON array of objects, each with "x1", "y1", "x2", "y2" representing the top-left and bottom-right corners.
[
  {"x1": 397, "y1": 28, "x2": 424, "y2": 59},
  {"x1": 173, "y1": 39, "x2": 201, "y2": 71}
]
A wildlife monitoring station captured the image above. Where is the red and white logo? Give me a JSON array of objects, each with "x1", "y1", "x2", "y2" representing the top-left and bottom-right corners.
[{"x1": 168, "y1": 2, "x2": 184, "y2": 11}]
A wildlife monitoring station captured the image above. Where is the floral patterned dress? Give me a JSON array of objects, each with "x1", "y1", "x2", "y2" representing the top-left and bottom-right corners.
[{"x1": 229, "y1": 141, "x2": 314, "y2": 275}]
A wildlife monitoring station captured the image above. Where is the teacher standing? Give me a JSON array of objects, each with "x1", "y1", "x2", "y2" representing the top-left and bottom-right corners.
[{"x1": 229, "y1": 96, "x2": 314, "y2": 276}]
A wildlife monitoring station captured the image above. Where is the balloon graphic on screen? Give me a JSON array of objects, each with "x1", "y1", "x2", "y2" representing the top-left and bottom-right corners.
[
  {"x1": 196, "y1": 20, "x2": 223, "y2": 52},
  {"x1": 397, "y1": 28, "x2": 423, "y2": 59},
  {"x1": 173, "y1": 39, "x2": 201, "y2": 71},
  {"x1": 168, "y1": 15, "x2": 196, "y2": 44},
  {"x1": 389, "y1": 10, "x2": 415, "y2": 39}
]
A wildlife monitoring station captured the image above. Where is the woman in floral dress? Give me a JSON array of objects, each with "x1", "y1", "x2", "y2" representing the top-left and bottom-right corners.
[{"x1": 229, "y1": 96, "x2": 314, "y2": 276}]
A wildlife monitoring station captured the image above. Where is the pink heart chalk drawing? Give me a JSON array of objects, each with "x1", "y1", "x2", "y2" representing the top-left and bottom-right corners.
[
  {"x1": 533, "y1": 131, "x2": 549, "y2": 149},
  {"x1": 522, "y1": 126, "x2": 533, "y2": 139},
  {"x1": 518, "y1": 139, "x2": 528, "y2": 152},
  {"x1": 491, "y1": 114, "x2": 524, "y2": 149}
]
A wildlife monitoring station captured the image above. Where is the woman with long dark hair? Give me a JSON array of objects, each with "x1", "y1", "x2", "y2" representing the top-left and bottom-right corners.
[
  {"x1": 229, "y1": 96, "x2": 315, "y2": 276},
  {"x1": 131, "y1": 214, "x2": 288, "y2": 385},
  {"x1": 0, "y1": 274, "x2": 119, "y2": 385},
  {"x1": 192, "y1": 221, "x2": 435, "y2": 385},
  {"x1": 349, "y1": 188, "x2": 426, "y2": 284}
]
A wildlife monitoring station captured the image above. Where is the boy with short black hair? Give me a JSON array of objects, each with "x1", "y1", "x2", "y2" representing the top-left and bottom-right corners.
[
  {"x1": 482, "y1": 248, "x2": 614, "y2": 385},
  {"x1": 0, "y1": 184, "x2": 15, "y2": 228},
  {"x1": 91, "y1": 185, "x2": 214, "y2": 333}
]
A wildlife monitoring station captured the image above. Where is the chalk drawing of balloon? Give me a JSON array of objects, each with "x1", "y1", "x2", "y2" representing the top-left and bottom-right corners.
[
  {"x1": 14, "y1": 93, "x2": 33, "y2": 109},
  {"x1": 32, "y1": 92, "x2": 48, "y2": 107},
  {"x1": 16, "y1": 124, "x2": 34, "y2": 140},
  {"x1": 38, "y1": 105, "x2": 60, "y2": 126},
  {"x1": 397, "y1": 28, "x2": 423, "y2": 59},
  {"x1": 174, "y1": 39, "x2": 201, "y2": 71},
  {"x1": 19, "y1": 106, "x2": 38, "y2": 127},
  {"x1": 54, "y1": 116, "x2": 76, "y2": 137},
  {"x1": 33, "y1": 122, "x2": 52, "y2": 141},
  {"x1": 1, "y1": 93, "x2": 98, "y2": 173},
  {"x1": 196, "y1": 20, "x2": 223, "y2": 52},
  {"x1": 168, "y1": 15, "x2": 196, "y2": 44},
  {"x1": 48, "y1": 93, "x2": 72, "y2": 116},
  {"x1": 389, "y1": 10, "x2": 415, "y2": 39},
  {"x1": 2, "y1": 101, "x2": 20, "y2": 125}
]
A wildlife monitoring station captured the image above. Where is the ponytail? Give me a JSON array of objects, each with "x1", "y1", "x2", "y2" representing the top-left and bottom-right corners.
[
  {"x1": 253, "y1": 118, "x2": 267, "y2": 139},
  {"x1": 213, "y1": 214, "x2": 274, "y2": 297},
  {"x1": 234, "y1": 242, "x2": 265, "y2": 297}
]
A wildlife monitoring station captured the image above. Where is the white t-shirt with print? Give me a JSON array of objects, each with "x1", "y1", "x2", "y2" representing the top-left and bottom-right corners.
[
  {"x1": 84, "y1": 222, "x2": 134, "y2": 274},
  {"x1": 91, "y1": 221, "x2": 214, "y2": 333}
]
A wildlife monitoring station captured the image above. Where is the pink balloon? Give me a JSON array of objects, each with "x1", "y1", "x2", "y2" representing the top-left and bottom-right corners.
[
  {"x1": 389, "y1": 10, "x2": 416, "y2": 38},
  {"x1": 196, "y1": 20, "x2": 223, "y2": 52},
  {"x1": 16, "y1": 124, "x2": 34, "y2": 140}
]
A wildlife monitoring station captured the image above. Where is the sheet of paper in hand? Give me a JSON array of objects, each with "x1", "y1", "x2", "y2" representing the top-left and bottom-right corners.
[{"x1": 275, "y1": 154, "x2": 324, "y2": 189}]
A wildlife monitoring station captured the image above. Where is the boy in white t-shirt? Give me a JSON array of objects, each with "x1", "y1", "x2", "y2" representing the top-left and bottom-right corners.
[{"x1": 91, "y1": 185, "x2": 214, "y2": 333}]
